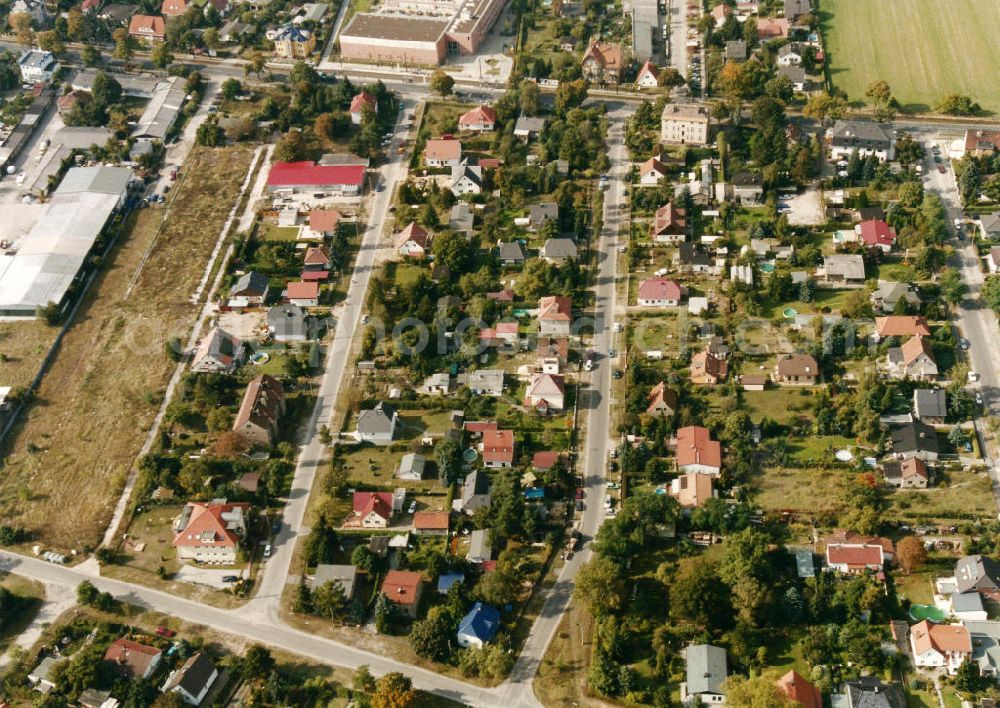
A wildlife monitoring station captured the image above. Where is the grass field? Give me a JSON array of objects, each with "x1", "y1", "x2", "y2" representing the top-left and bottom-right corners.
[
  {"x1": 0, "y1": 320, "x2": 59, "y2": 392},
  {"x1": 0, "y1": 146, "x2": 255, "y2": 551},
  {"x1": 821, "y1": 0, "x2": 1000, "y2": 113}
]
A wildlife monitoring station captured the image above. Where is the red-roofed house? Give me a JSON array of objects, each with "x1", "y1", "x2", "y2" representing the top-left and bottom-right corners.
[
  {"x1": 964, "y1": 129, "x2": 1000, "y2": 157},
  {"x1": 674, "y1": 426, "x2": 722, "y2": 475},
  {"x1": 581, "y1": 41, "x2": 624, "y2": 84},
  {"x1": 637, "y1": 277, "x2": 683, "y2": 307},
  {"x1": 646, "y1": 381, "x2": 677, "y2": 416},
  {"x1": 424, "y1": 139, "x2": 462, "y2": 167},
  {"x1": 856, "y1": 219, "x2": 897, "y2": 252},
  {"x1": 129, "y1": 14, "x2": 165, "y2": 40},
  {"x1": 776, "y1": 671, "x2": 821, "y2": 708},
  {"x1": 161, "y1": 0, "x2": 186, "y2": 15},
  {"x1": 396, "y1": 222, "x2": 430, "y2": 257},
  {"x1": 532, "y1": 451, "x2": 561, "y2": 471},
  {"x1": 349, "y1": 91, "x2": 377, "y2": 124},
  {"x1": 639, "y1": 157, "x2": 670, "y2": 185},
  {"x1": 352, "y1": 491, "x2": 394, "y2": 528},
  {"x1": 482, "y1": 429, "x2": 515, "y2": 468},
  {"x1": 306, "y1": 209, "x2": 340, "y2": 239},
  {"x1": 172, "y1": 501, "x2": 249, "y2": 564},
  {"x1": 413, "y1": 511, "x2": 449, "y2": 536},
  {"x1": 690, "y1": 350, "x2": 728, "y2": 385},
  {"x1": 266, "y1": 161, "x2": 366, "y2": 196},
  {"x1": 381, "y1": 570, "x2": 424, "y2": 617},
  {"x1": 757, "y1": 17, "x2": 790, "y2": 39},
  {"x1": 104, "y1": 639, "x2": 162, "y2": 680},
  {"x1": 538, "y1": 295, "x2": 572, "y2": 336},
  {"x1": 825, "y1": 543, "x2": 886, "y2": 573},
  {"x1": 302, "y1": 245, "x2": 331, "y2": 281},
  {"x1": 459, "y1": 105, "x2": 497, "y2": 132},
  {"x1": 650, "y1": 203, "x2": 688, "y2": 243},
  {"x1": 874, "y1": 315, "x2": 931, "y2": 340},
  {"x1": 285, "y1": 281, "x2": 319, "y2": 307},
  {"x1": 636, "y1": 60, "x2": 659, "y2": 88},
  {"x1": 81, "y1": 0, "x2": 101, "y2": 12},
  {"x1": 910, "y1": 621, "x2": 972, "y2": 674},
  {"x1": 480, "y1": 322, "x2": 518, "y2": 347}
]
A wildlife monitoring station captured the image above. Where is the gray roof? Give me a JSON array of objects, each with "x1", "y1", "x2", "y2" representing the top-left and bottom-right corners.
[
  {"x1": 844, "y1": 677, "x2": 903, "y2": 708},
  {"x1": 823, "y1": 254, "x2": 866, "y2": 280},
  {"x1": 464, "y1": 369, "x2": 504, "y2": 393},
  {"x1": 298, "y1": 2, "x2": 327, "y2": 21},
  {"x1": 233, "y1": 270, "x2": 269, "y2": 297},
  {"x1": 981, "y1": 212, "x2": 1000, "y2": 234},
  {"x1": 529, "y1": 202, "x2": 559, "y2": 224},
  {"x1": 398, "y1": 452, "x2": 425, "y2": 478},
  {"x1": 72, "y1": 69, "x2": 161, "y2": 98},
  {"x1": 783, "y1": 0, "x2": 810, "y2": 17},
  {"x1": 267, "y1": 303, "x2": 306, "y2": 336},
  {"x1": 724, "y1": 40, "x2": 746, "y2": 60},
  {"x1": 54, "y1": 126, "x2": 113, "y2": 149},
  {"x1": 498, "y1": 241, "x2": 525, "y2": 262},
  {"x1": 872, "y1": 280, "x2": 919, "y2": 307},
  {"x1": 462, "y1": 469, "x2": 491, "y2": 509},
  {"x1": 778, "y1": 43, "x2": 802, "y2": 57},
  {"x1": 357, "y1": 401, "x2": 397, "y2": 435},
  {"x1": 449, "y1": 202, "x2": 474, "y2": 233},
  {"x1": 132, "y1": 76, "x2": 186, "y2": 140},
  {"x1": 955, "y1": 555, "x2": 1000, "y2": 594},
  {"x1": 313, "y1": 564, "x2": 356, "y2": 594},
  {"x1": 58, "y1": 165, "x2": 132, "y2": 194},
  {"x1": 890, "y1": 420, "x2": 938, "y2": 455},
  {"x1": 30, "y1": 656, "x2": 60, "y2": 683},
  {"x1": 468, "y1": 528, "x2": 491, "y2": 561},
  {"x1": 913, "y1": 388, "x2": 947, "y2": 419},
  {"x1": 18, "y1": 50, "x2": 56, "y2": 72},
  {"x1": 542, "y1": 238, "x2": 578, "y2": 260},
  {"x1": 685, "y1": 644, "x2": 727, "y2": 696},
  {"x1": 631, "y1": 0, "x2": 657, "y2": 61},
  {"x1": 219, "y1": 19, "x2": 254, "y2": 40},
  {"x1": 778, "y1": 65, "x2": 806, "y2": 83},
  {"x1": 165, "y1": 652, "x2": 216, "y2": 699},
  {"x1": 451, "y1": 162, "x2": 483, "y2": 189},
  {"x1": 830, "y1": 120, "x2": 894, "y2": 149},
  {"x1": 662, "y1": 103, "x2": 710, "y2": 121},
  {"x1": 952, "y1": 591, "x2": 985, "y2": 613},
  {"x1": 514, "y1": 114, "x2": 545, "y2": 136},
  {"x1": 794, "y1": 548, "x2": 815, "y2": 578}
]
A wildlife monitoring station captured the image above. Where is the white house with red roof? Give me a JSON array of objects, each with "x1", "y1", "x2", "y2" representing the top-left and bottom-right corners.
[
  {"x1": 424, "y1": 139, "x2": 462, "y2": 167},
  {"x1": 638, "y1": 277, "x2": 683, "y2": 307},
  {"x1": 104, "y1": 639, "x2": 162, "y2": 680},
  {"x1": 302, "y1": 245, "x2": 332, "y2": 280},
  {"x1": 459, "y1": 105, "x2": 497, "y2": 132},
  {"x1": 855, "y1": 219, "x2": 897, "y2": 253},
  {"x1": 349, "y1": 91, "x2": 377, "y2": 124},
  {"x1": 538, "y1": 295, "x2": 572, "y2": 336},
  {"x1": 674, "y1": 426, "x2": 722, "y2": 475},
  {"x1": 306, "y1": 209, "x2": 340, "y2": 239},
  {"x1": 639, "y1": 157, "x2": 670, "y2": 185},
  {"x1": 266, "y1": 161, "x2": 366, "y2": 196},
  {"x1": 396, "y1": 222, "x2": 430, "y2": 257},
  {"x1": 825, "y1": 543, "x2": 884, "y2": 573},
  {"x1": 172, "y1": 501, "x2": 249, "y2": 564},
  {"x1": 525, "y1": 373, "x2": 565, "y2": 413},
  {"x1": 285, "y1": 280, "x2": 319, "y2": 307},
  {"x1": 482, "y1": 428, "x2": 515, "y2": 468},
  {"x1": 636, "y1": 60, "x2": 659, "y2": 88},
  {"x1": 381, "y1": 570, "x2": 424, "y2": 618},
  {"x1": 352, "y1": 491, "x2": 393, "y2": 528},
  {"x1": 480, "y1": 321, "x2": 518, "y2": 347},
  {"x1": 910, "y1": 621, "x2": 972, "y2": 674}
]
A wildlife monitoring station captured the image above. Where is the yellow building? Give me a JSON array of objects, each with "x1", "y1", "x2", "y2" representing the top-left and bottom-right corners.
[{"x1": 273, "y1": 26, "x2": 315, "y2": 58}]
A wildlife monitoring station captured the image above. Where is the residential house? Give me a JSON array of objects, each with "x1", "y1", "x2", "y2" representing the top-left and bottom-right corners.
[
  {"x1": 581, "y1": 41, "x2": 624, "y2": 84},
  {"x1": 356, "y1": 401, "x2": 398, "y2": 444},
  {"x1": 160, "y1": 0, "x2": 187, "y2": 14},
  {"x1": 229, "y1": 270, "x2": 269, "y2": 308},
  {"x1": 636, "y1": 60, "x2": 659, "y2": 87},
  {"x1": 468, "y1": 528, "x2": 491, "y2": 562},
  {"x1": 756, "y1": 17, "x2": 790, "y2": 39},
  {"x1": 822, "y1": 254, "x2": 866, "y2": 284},
  {"x1": 104, "y1": 639, "x2": 162, "y2": 680},
  {"x1": 525, "y1": 373, "x2": 565, "y2": 413},
  {"x1": 28, "y1": 657, "x2": 59, "y2": 694},
  {"x1": 352, "y1": 491, "x2": 393, "y2": 528},
  {"x1": 100, "y1": 3, "x2": 136, "y2": 25},
  {"x1": 887, "y1": 335, "x2": 938, "y2": 380},
  {"x1": 461, "y1": 469, "x2": 492, "y2": 512},
  {"x1": 537, "y1": 336, "x2": 569, "y2": 367},
  {"x1": 380, "y1": 570, "x2": 424, "y2": 617},
  {"x1": 829, "y1": 120, "x2": 895, "y2": 161},
  {"x1": 964, "y1": 129, "x2": 1000, "y2": 158},
  {"x1": 690, "y1": 349, "x2": 728, "y2": 385},
  {"x1": 724, "y1": 40, "x2": 746, "y2": 62},
  {"x1": 218, "y1": 19, "x2": 253, "y2": 43},
  {"x1": 267, "y1": 303, "x2": 307, "y2": 342},
  {"x1": 950, "y1": 592, "x2": 987, "y2": 622},
  {"x1": 161, "y1": 653, "x2": 218, "y2": 706},
  {"x1": 857, "y1": 219, "x2": 897, "y2": 252},
  {"x1": 709, "y1": 2, "x2": 730, "y2": 26},
  {"x1": 637, "y1": 277, "x2": 683, "y2": 307},
  {"x1": 529, "y1": 202, "x2": 559, "y2": 229},
  {"x1": 172, "y1": 500, "x2": 249, "y2": 564},
  {"x1": 784, "y1": 0, "x2": 811, "y2": 20},
  {"x1": 513, "y1": 114, "x2": 545, "y2": 140},
  {"x1": 10, "y1": 0, "x2": 47, "y2": 23},
  {"x1": 891, "y1": 420, "x2": 940, "y2": 462},
  {"x1": 955, "y1": 555, "x2": 1000, "y2": 597},
  {"x1": 232, "y1": 374, "x2": 285, "y2": 447},
  {"x1": 646, "y1": 381, "x2": 677, "y2": 416},
  {"x1": 273, "y1": 25, "x2": 315, "y2": 58},
  {"x1": 285, "y1": 281, "x2": 319, "y2": 307},
  {"x1": 979, "y1": 211, "x2": 1000, "y2": 241},
  {"x1": 128, "y1": 14, "x2": 165, "y2": 41},
  {"x1": 773, "y1": 353, "x2": 819, "y2": 385},
  {"x1": 826, "y1": 542, "x2": 886, "y2": 574},
  {"x1": 871, "y1": 280, "x2": 920, "y2": 312},
  {"x1": 639, "y1": 156, "x2": 669, "y2": 185},
  {"x1": 306, "y1": 209, "x2": 340, "y2": 239},
  {"x1": 778, "y1": 65, "x2": 807, "y2": 92},
  {"x1": 396, "y1": 453, "x2": 425, "y2": 481},
  {"x1": 450, "y1": 202, "x2": 474, "y2": 234},
  {"x1": 479, "y1": 322, "x2": 518, "y2": 348},
  {"x1": 882, "y1": 457, "x2": 929, "y2": 489},
  {"x1": 420, "y1": 372, "x2": 454, "y2": 395},
  {"x1": 674, "y1": 425, "x2": 722, "y2": 475},
  {"x1": 679, "y1": 243, "x2": 714, "y2": 273},
  {"x1": 839, "y1": 677, "x2": 903, "y2": 708},
  {"x1": 396, "y1": 222, "x2": 431, "y2": 257},
  {"x1": 671, "y1": 472, "x2": 715, "y2": 509},
  {"x1": 650, "y1": 202, "x2": 688, "y2": 242},
  {"x1": 450, "y1": 161, "x2": 483, "y2": 196},
  {"x1": 349, "y1": 90, "x2": 376, "y2": 124},
  {"x1": 482, "y1": 429, "x2": 515, "y2": 468},
  {"x1": 465, "y1": 369, "x2": 505, "y2": 395},
  {"x1": 17, "y1": 50, "x2": 58, "y2": 84},
  {"x1": 661, "y1": 104, "x2": 711, "y2": 146},
  {"x1": 777, "y1": 42, "x2": 803, "y2": 66},
  {"x1": 538, "y1": 295, "x2": 572, "y2": 336},
  {"x1": 874, "y1": 315, "x2": 931, "y2": 341},
  {"x1": 312, "y1": 564, "x2": 357, "y2": 599},
  {"x1": 458, "y1": 104, "x2": 497, "y2": 132},
  {"x1": 190, "y1": 327, "x2": 244, "y2": 373},
  {"x1": 542, "y1": 238, "x2": 578, "y2": 263},
  {"x1": 498, "y1": 241, "x2": 526, "y2": 266},
  {"x1": 266, "y1": 160, "x2": 365, "y2": 196},
  {"x1": 732, "y1": 171, "x2": 764, "y2": 204},
  {"x1": 913, "y1": 389, "x2": 947, "y2": 424},
  {"x1": 532, "y1": 450, "x2": 562, "y2": 472},
  {"x1": 776, "y1": 670, "x2": 821, "y2": 708},
  {"x1": 456, "y1": 602, "x2": 500, "y2": 648},
  {"x1": 680, "y1": 644, "x2": 727, "y2": 704},
  {"x1": 910, "y1": 620, "x2": 972, "y2": 674},
  {"x1": 303, "y1": 245, "x2": 332, "y2": 278},
  {"x1": 424, "y1": 138, "x2": 462, "y2": 167},
  {"x1": 413, "y1": 511, "x2": 449, "y2": 536}
]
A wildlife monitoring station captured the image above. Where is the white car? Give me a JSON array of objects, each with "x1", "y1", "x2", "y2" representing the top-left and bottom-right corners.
[{"x1": 969, "y1": 371, "x2": 981, "y2": 383}]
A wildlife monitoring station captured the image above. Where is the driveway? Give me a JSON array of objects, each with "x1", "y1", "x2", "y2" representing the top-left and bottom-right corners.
[{"x1": 173, "y1": 564, "x2": 241, "y2": 589}]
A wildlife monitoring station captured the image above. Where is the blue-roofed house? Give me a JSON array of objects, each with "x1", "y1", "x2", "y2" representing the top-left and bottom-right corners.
[
  {"x1": 437, "y1": 572, "x2": 465, "y2": 594},
  {"x1": 456, "y1": 602, "x2": 501, "y2": 649}
]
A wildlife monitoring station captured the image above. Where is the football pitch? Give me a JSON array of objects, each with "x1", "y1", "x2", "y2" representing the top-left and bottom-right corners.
[{"x1": 820, "y1": 0, "x2": 1000, "y2": 114}]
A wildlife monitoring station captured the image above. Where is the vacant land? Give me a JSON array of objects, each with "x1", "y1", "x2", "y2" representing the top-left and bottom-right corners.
[
  {"x1": 0, "y1": 146, "x2": 255, "y2": 551},
  {"x1": 822, "y1": 0, "x2": 1000, "y2": 113},
  {"x1": 0, "y1": 320, "x2": 59, "y2": 392}
]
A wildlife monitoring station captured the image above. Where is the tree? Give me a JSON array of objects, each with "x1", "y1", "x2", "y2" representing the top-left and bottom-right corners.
[
  {"x1": 865, "y1": 80, "x2": 892, "y2": 106},
  {"x1": 36, "y1": 31, "x2": 64, "y2": 55},
  {"x1": 669, "y1": 557, "x2": 733, "y2": 629},
  {"x1": 573, "y1": 556, "x2": 625, "y2": 617},
  {"x1": 312, "y1": 581, "x2": 348, "y2": 619},
  {"x1": 196, "y1": 118, "x2": 224, "y2": 147},
  {"x1": 112, "y1": 28, "x2": 133, "y2": 62},
  {"x1": 240, "y1": 644, "x2": 276, "y2": 682},
  {"x1": 432, "y1": 230, "x2": 472, "y2": 272},
  {"x1": 894, "y1": 133, "x2": 925, "y2": 166},
  {"x1": 371, "y1": 672, "x2": 416, "y2": 708},
  {"x1": 219, "y1": 77, "x2": 242, "y2": 101},
  {"x1": 76, "y1": 580, "x2": 99, "y2": 606},
  {"x1": 435, "y1": 437, "x2": 462, "y2": 485},
  {"x1": 245, "y1": 51, "x2": 267, "y2": 79},
  {"x1": 725, "y1": 674, "x2": 794, "y2": 707},
  {"x1": 409, "y1": 606, "x2": 453, "y2": 661},
  {"x1": 657, "y1": 67, "x2": 685, "y2": 89},
  {"x1": 803, "y1": 92, "x2": 847, "y2": 122},
  {"x1": 11, "y1": 13, "x2": 33, "y2": 47},
  {"x1": 519, "y1": 79, "x2": 540, "y2": 116},
  {"x1": 353, "y1": 665, "x2": 376, "y2": 693},
  {"x1": 896, "y1": 535, "x2": 927, "y2": 575},
  {"x1": 554, "y1": 79, "x2": 587, "y2": 114},
  {"x1": 937, "y1": 94, "x2": 981, "y2": 116},
  {"x1": 898, "y1": 180, "x2": 923, "y2": 208},
  {"x1": 955, "y1": 657, "x2": 985, "y2": 694},
  {"x1": 151, "y1": 42, "x2": 173, "y2": 69},
  {"x1": 429, "y1": 69, "x2": 454, "y2": 96},
  {"x1": 274, "y1": 130, "x2": 309, "y2": 162},
  {"x1": 982, "y1": 276, "x2": 1000, "y2": 312},
  {"x1": 940, "y1": 267, "x2": 967, "y2": 305},
  {"x1": 81, "y1": 45, "x2": 102, "y2": 67}
]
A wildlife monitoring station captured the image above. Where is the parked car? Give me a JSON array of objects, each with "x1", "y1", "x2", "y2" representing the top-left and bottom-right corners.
[
  {"x1": 155, "y1": 626, "x2": 176, "y2": 637},
  {"x1": 222, "y1": 575, "x2": 239, "y2": 583},
  {"x1": 575, "y1": 488, "x2": 585, "y2": 500},
  {"x1": 976, "y1": 392, "x2": 984, "y2": 405},
  {"x1": 612, "y1": 369, "x2": 623, "y2": 379},
  {"x1": 263, "y1": 543, "x2": 272, "y2": 558},
  {"x1": 959, "y1": 338, "x2": 970, "y2": 350}
]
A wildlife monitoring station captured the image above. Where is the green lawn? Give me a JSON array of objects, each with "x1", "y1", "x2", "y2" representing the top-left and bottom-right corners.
[
  {"x1": 259, "y1": 224, "x2": 302, "y2": 242},
  {"x1": 741, "y1": 386, "x2": 816, "y2": 426},
  {"x1": 821, "y1": 0, "x2": 1000, "y2": 113}
]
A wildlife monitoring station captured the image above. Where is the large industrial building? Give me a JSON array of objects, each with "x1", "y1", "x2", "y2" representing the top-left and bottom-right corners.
[
  {"x1": 339, "y1": 0, "x2": 505, "y2": 65},
  {"x1": 132, "y1": 76, "x2": 186, "y2": 141},
  {"x1": 0, "y1": 165, "x2": 133, "y2": 317}
]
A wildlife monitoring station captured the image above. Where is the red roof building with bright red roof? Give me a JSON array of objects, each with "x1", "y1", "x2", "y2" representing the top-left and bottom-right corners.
[{"x1": 267, "y1": 161, "x2": 366, "y2": 195}]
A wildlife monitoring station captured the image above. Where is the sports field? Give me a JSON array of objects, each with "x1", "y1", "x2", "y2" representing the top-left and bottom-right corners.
[{"x1": 821, "y1": 0, "x2": 1000, "y2": 113}]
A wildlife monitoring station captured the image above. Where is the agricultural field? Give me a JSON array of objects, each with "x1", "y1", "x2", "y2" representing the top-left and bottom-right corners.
[
  {"x1": 0, "y1": 146, "x2": 256, "y2": 552},
  {"x1": 821, "y1": 0, "x2": 1000, "y2": 113}
]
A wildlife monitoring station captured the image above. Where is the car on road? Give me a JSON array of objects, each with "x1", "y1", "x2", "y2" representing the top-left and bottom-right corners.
[
  {"x1": 969, "y1": 371, "x2": 980, "y2": 382},
  {"x1": 575, "y1": 488, "x2": 585, "y2": 500},
  {"x1": 959, "y1": 338, "x2": 970, "y2": 350},
  {"x1": 222, "y1": 575, "x2": 239, "y2": 584},
  {"x1": 612, "y1": 369, "x2": 623, "y2": 379},
  {"x1": 976, "y1": 392, "x2": 984, "y2": 405},
  {"x1": 934, "y1": 156, "x2": 941, "y2": 163},
  {"x1": 155, "y1": 626, "x2": 176, "y2": 637},
  {"x1": 263, "y1": 543, "x2": 272, "y2": 558}
]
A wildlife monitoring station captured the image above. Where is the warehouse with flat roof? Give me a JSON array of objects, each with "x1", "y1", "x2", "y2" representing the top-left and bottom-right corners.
[
  {"x1": 132, "y1": 76, "x2": 186, "y2": 140},
  {"x1": 0, "y1": 165, "x2": 132, "y2": 317}
]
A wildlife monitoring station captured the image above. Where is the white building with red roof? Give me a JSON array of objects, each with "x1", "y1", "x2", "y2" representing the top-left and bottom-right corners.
[
  {"x1": 172, "y1": 501, "x2": 249, "y2": 564},
  {"x1": 352, "y1": 491, "x2": 394, "y2": 528},
  {"x1": 856, "y1": 219, "x2": 897, "y2": 253},
  {"x1": 459, "y1": 104, "x2": 497, "y2": 132},
  {"x1": 482, "y1": 429, "x2": 515, "y2": 468},
  {"x1": 637, "y1": 277, "x2": 683, "y2": 307},
  {"x1": 674, "y1": 426, "x2": 722, "y2": 475},
  {"x1": 639, "y1": 156, "x2": 670, "y2": 185},
  {"x1": 396, "y1": 222, "x2": 430, "y2": 257},
  {"x1": 381, "y1": 570, "x2": 424, "y2": 618},
  {"x1": 538, "y1": 295, "x2": 572, "y2": 336},
  {"x1": 525, "y1": 373, "x2": 565, "y2": 413},
  {"x1": 285, "y1": 280, "x2": 319, "y2": 307},
  {"x1": 266, "y1": 161, "x2": 366, "y2": 196},
  {"x1": 349, "y1": 91, "x2": 377, "y2": 124},
  {"x1": 424, "y1": 138, "x2": 462, "y2": 167},
  {"x1": 636, "y1": 60, "x2": 659, "y2": 88},
  {"x1": 910, "y1": 620, "x2": 972, "y2": 674}
]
